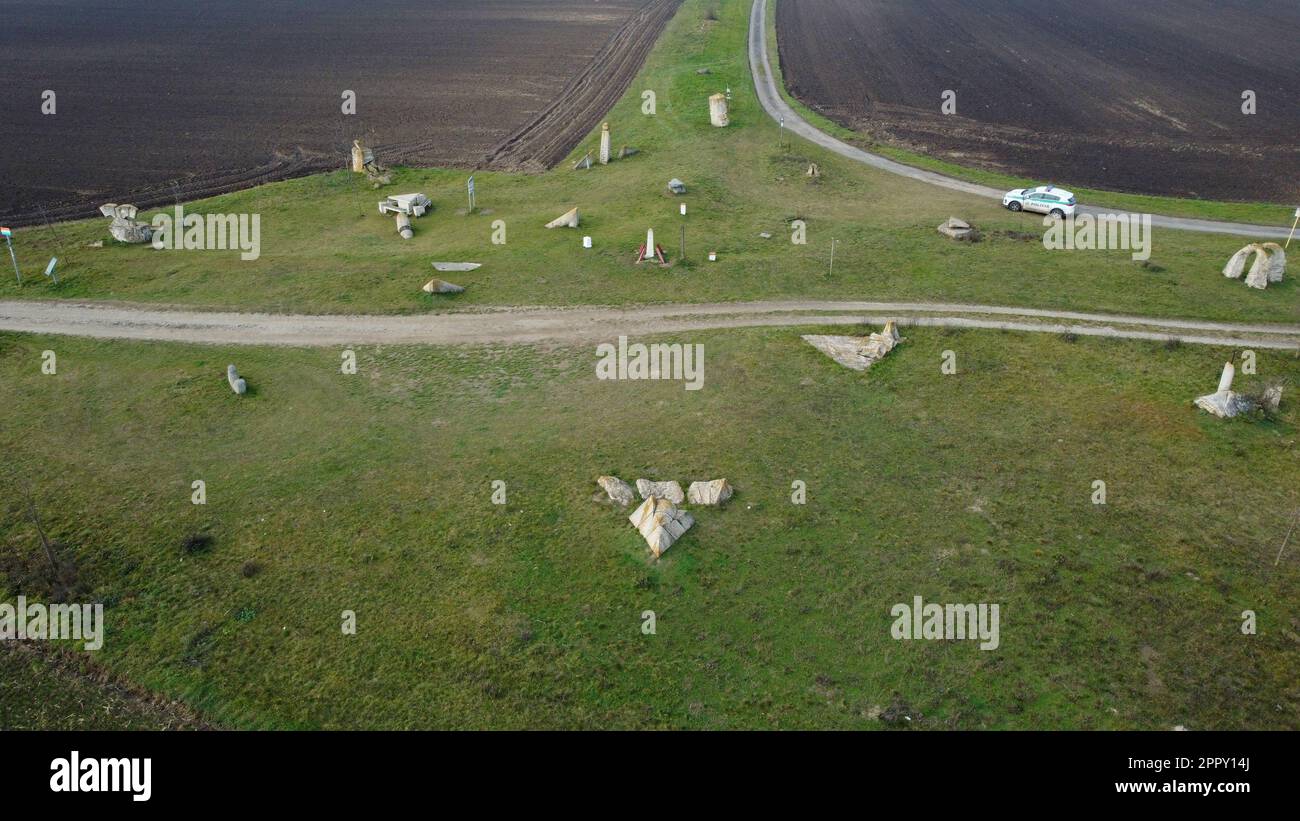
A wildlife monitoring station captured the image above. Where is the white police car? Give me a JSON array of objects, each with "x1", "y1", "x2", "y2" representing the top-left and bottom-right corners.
[{"x1": 1002, "y1": 185, "x2": 1077, "y2": 218}]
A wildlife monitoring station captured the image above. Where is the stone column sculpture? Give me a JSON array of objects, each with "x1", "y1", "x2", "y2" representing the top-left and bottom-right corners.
[
  {"x1": 599, "y1": 122, "x2": 611, "y2": 165},
  {"x1": 709, "y1": 93, "x2": 729, "y2": 127}
]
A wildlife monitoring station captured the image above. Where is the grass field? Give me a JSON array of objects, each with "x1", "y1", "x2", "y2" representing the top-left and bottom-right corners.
[
  {"x1": 2, "y1": 326, "x2": 1298, "y2": 729},
  {"x1": 2, "y1": 0, "x2": 1298, "y2": 731},
  {"x1": 0, "y1": 0, "x2": 1295, "y2": 325}
]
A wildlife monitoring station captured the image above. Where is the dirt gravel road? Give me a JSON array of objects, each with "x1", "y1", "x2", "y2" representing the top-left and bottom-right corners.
[{"x1": 3, "y1": 299, "x2": 1297, "y2": 351}]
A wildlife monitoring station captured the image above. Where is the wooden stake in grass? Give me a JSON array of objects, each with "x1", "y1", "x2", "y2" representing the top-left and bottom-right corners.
[
  {"x1": 23, "y1": 486, "x2": 59, "y2": 576},
  {"x1": 1276, "y1": 507, "x2": 1299, "y2": 566}
]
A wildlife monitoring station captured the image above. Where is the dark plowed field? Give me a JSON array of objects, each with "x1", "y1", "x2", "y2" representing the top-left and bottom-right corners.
[
  {"x1": 776, "y1": 0, "x2": 1300, "y2": 202},
  {"x1": 0, "y1": 0, "x2": 669, "y2": 225}
]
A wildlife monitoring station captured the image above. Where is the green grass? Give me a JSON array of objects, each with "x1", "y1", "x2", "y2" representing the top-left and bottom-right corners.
[
  {"x1": 1, "y1": 0, "x2": 1295, "y2": 326},
  {"x1": 763, "y1": 0, "x2": 1297, "y2": 227},
  {"x1": 1, "y1": 645, "x2": 201, "y2": 729},
  {"x1": 2, "y1": 327, "x2": 1298, "y2": 729},
  {"x1": 3, "y1": 0, "x2": 1299, "y2": 733}
]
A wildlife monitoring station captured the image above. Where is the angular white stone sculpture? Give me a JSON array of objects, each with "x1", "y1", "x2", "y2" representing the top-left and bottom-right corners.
[
  {"x1": 545, "y1": 208, "x2": 580, "y2": 229},
  {"x1": 636, "y1": 479, "x2": 684, "y2": 504},
  {"x1": 227, "y1": 364, "x2": 247, "y2": 395},
  {"x1": 599, "y1": 122, "x2": 611, "y2": 165},
  {"x1": 422, "y1": 278, "x2": 465, "y2": 294},
  {"x1": 629, "y1": 496, "x2": 694, "y2": 558},
  {"x1": 803, "y1": 321, "x2": 904, "y2": 371},
  {"x1": 709, "y1": 93, "x2": 729, "y2": 127},
  {"x1": 687, "y1": 479, "x2": 733, "y2": 506},
  {"x1": 596, "y1": 475, "x2": 635, "y2": 507}
]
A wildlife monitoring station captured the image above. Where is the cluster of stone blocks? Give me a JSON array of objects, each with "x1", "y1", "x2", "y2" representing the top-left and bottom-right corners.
[{"x1": 595, "y1": 475, "x2": 734, "y2": 557}]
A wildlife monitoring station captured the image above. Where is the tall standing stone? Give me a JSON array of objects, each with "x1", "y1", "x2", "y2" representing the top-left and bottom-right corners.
[
  {"x1": 709, "y1": 93, "x2": 729, "y2": 127},
  {"x1": 599, "y1": 122, "x2": 611, "y2": 165}
]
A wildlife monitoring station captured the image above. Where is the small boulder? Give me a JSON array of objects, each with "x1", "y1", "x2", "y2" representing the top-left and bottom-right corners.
[
  {"x1": 687, "y1": 479, "x2": 733, "y2": 506},
  {"x1": 636, "y1": 479, "x2": 685, "y2": 505},
  {"x1": 937, "y1": 217, "x2": 974, "y2": 240},
  {"x1": 596, "y1": 476, "x2": 636, "y2": 508},
  {"x1": 667, "y1": 178, "x2": 687, "y2": 195}
]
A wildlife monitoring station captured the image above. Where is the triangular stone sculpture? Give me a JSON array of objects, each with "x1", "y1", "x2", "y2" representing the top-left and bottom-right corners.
[
  {"x1": 545, "y1": 208, "x2": 580, "y2": 229},
  {"x1": 629, "y1": 496, "x2": 694, "y2": 558}
]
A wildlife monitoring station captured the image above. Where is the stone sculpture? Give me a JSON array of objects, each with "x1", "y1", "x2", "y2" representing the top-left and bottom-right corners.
[
  {"x1": 687, "y1": 479, "x2": 733, "y2": 506},
  {"x1": 629, "y1": 496, "x2": 694, "y2": 557},
  {"x1": 636, "y1": 479, "x2": 684, "y2": 504},
  {"x1": 227, "y1": 365, "x2": 247, "y2": 395},
  {"x1": 596, "y1": 476, "x2": 636, "y2": 507},
  {"x1": 803, "y1": 321, "x2": 904, "y2": 371}
]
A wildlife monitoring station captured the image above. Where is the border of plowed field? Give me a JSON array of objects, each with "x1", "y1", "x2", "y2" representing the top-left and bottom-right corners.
[
  {"x1": 1, "y1": 0, "x2": 681, "y2": 229},
  {"x1": 481, "y1": 0, "x2": 682, "y2": 171}
]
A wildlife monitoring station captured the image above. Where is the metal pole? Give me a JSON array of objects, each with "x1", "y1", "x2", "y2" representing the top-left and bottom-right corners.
[
  {"x1": 5, "y1": 236, "x2": 20, "y2": 284},
  {"x1": 828, "y1": 238, "x2": 836, "y2": 278},
  {"x1": 680, "y1": 223, "x2": 686, "y2": 263},
  {"x1": 1286, "y1": 208, "x2": 1299, "y2": 249}
]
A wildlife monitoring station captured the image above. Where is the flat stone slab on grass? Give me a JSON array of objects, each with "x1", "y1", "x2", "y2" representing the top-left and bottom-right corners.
[
  {"x1": 937, "y1": 217, "x2": 974, "y2": 240},
  {"x1": 431, "y1": 262, "x2": 481, "y2": 272}
]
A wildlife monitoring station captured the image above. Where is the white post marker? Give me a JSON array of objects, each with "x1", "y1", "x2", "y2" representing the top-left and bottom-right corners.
[
  {"x1": 467, "y1": 176, "x2": 476, "y2": 212},
  {"x1": 44, "y1": 256, "x2": 58, "y2": 284},
  {"x1": 1, "y1": 227, "x2": 19, "y2": 284}
]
